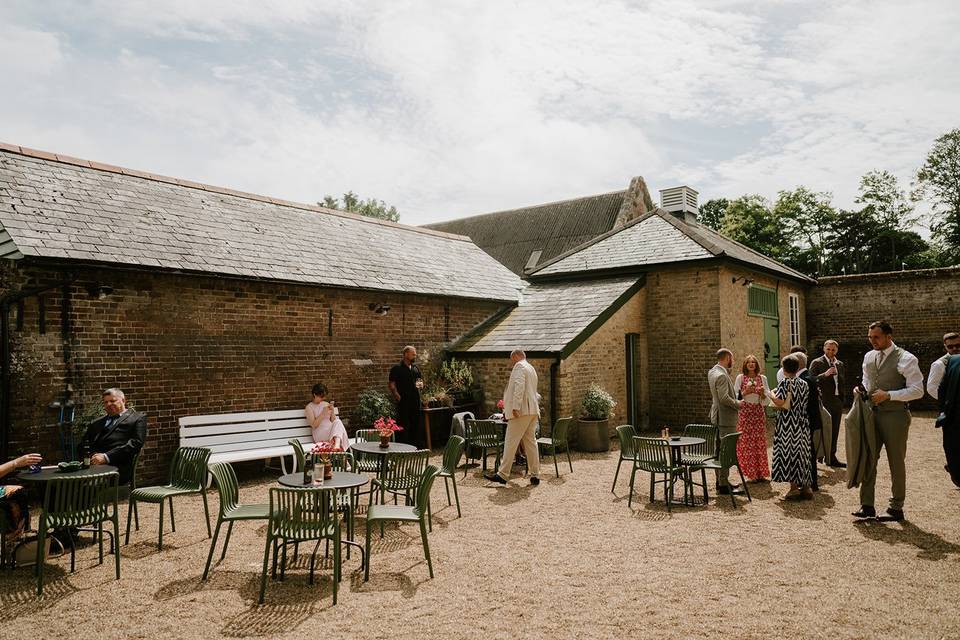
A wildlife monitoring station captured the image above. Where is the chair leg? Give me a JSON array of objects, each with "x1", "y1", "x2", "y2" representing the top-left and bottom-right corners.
[
  {"x1": 419, "y1": 519, "x2": 434, "y2": 579},
  {"x1": 363, "y1": 520, "x2": 372, "y2": 582},
  {"x1": 158, "y1": 499, "x2": 165, "y2": 550},
  {"x1": 628, "y1": 466, "x2": 637, "y2": 508},
  {"x1": 112, "y1": 512, "x2": 121, "y2": 580},
  {"x1": 35, "y1": 524, "x2": 46, "y2": 597},
  {"x1": 333, "y1": 529, "x2": 341, "y2": 605},
  {"x1": 444, "y1": 476, "x2": 452, "y2": 506},
  {"x1": 738, "y1": 466, "x2": 752, "y2": 502},
  {"x1": 220, "y1": 521, "x2": 234, "y2": 561},
  {"x1": 68, "y1": 531, "x2": 76, "y2": 573},
  {"x1": 649, "y1": 473, "x2": 655, "y2": 503},
  {"x1": 427, "y1": 498, "x2": 433, "y2": 533},
  {"x1": 168, "y1": 496, "x2": 176, "y2": 532},
  {"x1": 203, "y1": 518, "x2": 223, "y2": 581},
  {"x1": 566, "y1": 446, "x2": 573, "y2": 473},
  {"x1": 612, "y1": 459, "x2": 623, "y2": 493},
  {"x1": 133, "y1": 500, "x2": 140, "y2": 531},
  {"x1": 553, "y1": 446, "x2": 559, "y2": 478},
  {"x1": 98, "y1": 522, "x2": 105, "y2": 565},
  {"x1": 201, "y1": 490, "x2": 212, "y2": 537},
  {"x1": 701, "y1": 469, "x2": 709, "y2": 503},
  {"x1": 125, "y1": 497, "x2": 135, "y2": 545},
  {"x1": 451, "y1": 474, "x2": 462, "y2": 518},
  {"x1": 258, "y1": 532, "x2": 272, "y2": 604}
]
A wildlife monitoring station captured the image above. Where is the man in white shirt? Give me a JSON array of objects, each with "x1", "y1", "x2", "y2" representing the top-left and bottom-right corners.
[
  {"x1": 485, "y1": 349, "x2": 541, "y2": 486},
  {"x1": 852, "y1": 321, "x2": 924, "y2": 522},
  {"x1": 926, "y1": 332, "x2": 960, "y2": 399}
]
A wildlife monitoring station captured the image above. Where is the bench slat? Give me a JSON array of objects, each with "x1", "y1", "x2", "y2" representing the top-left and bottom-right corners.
[
  {"x1": 179, "y1": 409, "x2": 305, "y2": 427},
  {"x1": 181, "y1": 428, "x2": 312, "y2": 449},
  {"x1": 180, "y1": 418, "x2": 311, "y2": 438}
]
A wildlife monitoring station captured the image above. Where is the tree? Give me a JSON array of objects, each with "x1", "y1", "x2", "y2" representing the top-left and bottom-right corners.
[
  {"x1": 773, "y1": 187, "x2": 837, "y2": 276},
  {"x1": 697, "y1": 198, "x2": 728, "y2": 230},
  {"x1": 320, "y1": 191, "x2": 400, "y2": 222},
  {"x1": 915, "y1": 128, "x2": 960, "y2": 264},
  {"x1": 720, "y1": 195, "x2": 789, "y2": 260},
  {"x1": 858, "y1": 169, "x2": 917, "y2": 230}
]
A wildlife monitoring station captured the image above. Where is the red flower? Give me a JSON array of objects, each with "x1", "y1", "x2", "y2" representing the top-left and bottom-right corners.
[
  {"x1": 373, "y1": 416, "x2": 403, "y2": 437},
  {"x1": 496, "y1": 399, "x2": 504, "y2": 410}
]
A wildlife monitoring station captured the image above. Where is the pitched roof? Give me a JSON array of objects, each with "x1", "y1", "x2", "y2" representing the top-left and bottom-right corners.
[
  {"x1": 450, "y1": 276, "x2": 642, "y2": 356},
  {"x1": 531, "y1": 209, "x2": 815, "y2": 284},
  {"x1": 0, "y1": 143, "x2": 523, "y2": 302},
  {"x1": 423, "y1": 190, "x2": 626, "y2": 275}
]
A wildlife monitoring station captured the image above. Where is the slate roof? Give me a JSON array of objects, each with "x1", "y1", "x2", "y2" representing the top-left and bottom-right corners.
[
  {"x1": 450, "y1": 276, "x2": 642, "y2": 355},
  {"x1": 0, "y1": 144, "x2": 523, "y2": 302},
  {"x1": 532, "y1": 209, "x2": 815, "y2": 284},
  {"x1": 423, "y1": 191, "x2": 625, "y2": 275}
]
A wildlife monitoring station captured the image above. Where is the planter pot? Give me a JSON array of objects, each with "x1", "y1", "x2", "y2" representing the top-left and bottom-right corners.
[
  {"x1": 323, "y1": 463, "x2": 333, "y2": 479},
  {"x1": 379, "y1": 435, "x2": 390, "y2": 448},
  {"x1": 576, "y1": 418, "x2": 610, "y2": 452}
]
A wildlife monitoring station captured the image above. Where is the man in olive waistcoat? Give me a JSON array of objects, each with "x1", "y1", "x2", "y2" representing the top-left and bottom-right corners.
[{"x1": 852, "y1": 321, "x2": 924, "y2": 522}]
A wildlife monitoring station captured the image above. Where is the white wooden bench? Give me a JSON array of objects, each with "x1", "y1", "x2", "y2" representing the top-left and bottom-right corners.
[{"x1": 179, "y1": 409, "x2": 326, "y2": 478}]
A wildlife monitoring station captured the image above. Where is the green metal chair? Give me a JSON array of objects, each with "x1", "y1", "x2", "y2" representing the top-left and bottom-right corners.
[
  {"x1": 437, "y1": 435, "x2": 465, "y2": 517},
  {"x1": 259, "y1": 487, "x2": 341, "y2": 605},
  {"x1": 628, "y1": 436, "x2": 685, "y2": 511},
  {"x1": 202, "y1": 462, "x2": 270, "y2": 580},
  {"x1": 364, "y1": 465, "x2": 440, "y2": 582},
  {"x1": 678, "y1": 424, "x2": 719, "y2": 504},
  {"x1": 35, "y1": 471, "x2": 120, "y2": 596},
  {"x1": 125, "y1": 446, "x2": 212, "y2": 549},
  {"x1": 537, "y1": 416, "x2": 574, "y2": 477},
  {"x1": 463, "y1": 419, "x2": 503, "y2": 477},
  {"x1": 611, "y1": 425, "x2": 637, "y2": 492},
  {"x1": 288, "y1": 438, "x2": 306, "y2": 473},
  {"x1": 687, "y1": 432, "x2": 752, "y2": 507}
]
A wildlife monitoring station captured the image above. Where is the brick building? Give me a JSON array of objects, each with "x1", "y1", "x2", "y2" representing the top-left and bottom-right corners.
[
  {"x1": 433, "y1": 184, "x2": 815, "y2": 432},
  {"x1": 0, "y1": 143, "x2": 521, "y2": 481}
]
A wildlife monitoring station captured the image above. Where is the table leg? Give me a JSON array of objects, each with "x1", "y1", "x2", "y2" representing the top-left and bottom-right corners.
[{"x1": 424, "y1": 412, "x2": 432, "y2": 450}]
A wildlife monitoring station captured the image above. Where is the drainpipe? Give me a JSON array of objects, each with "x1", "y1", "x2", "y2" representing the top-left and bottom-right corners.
[{"x1": 549, "y1": 357, "x2": 560, "y2": 427}]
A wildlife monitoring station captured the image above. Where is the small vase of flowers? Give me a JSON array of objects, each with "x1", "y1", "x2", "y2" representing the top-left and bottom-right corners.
[
  {"x1": 311, "y1": 441, "x2": 342, "y2": 482},
  {"x1": 374, "y1": 416, "x2": 402, "y2": 448}
]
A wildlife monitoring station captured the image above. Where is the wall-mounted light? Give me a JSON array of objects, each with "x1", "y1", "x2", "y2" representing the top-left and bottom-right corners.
[
  {"x1": 731, "y1": 276, "x2": 754, "y2": 286},
  {"x1": 368, "y1": 302, "x2": 391, "y2": 316},
  {"x1": 86, "y1": 283, "x2": 114, "y2": 299}
]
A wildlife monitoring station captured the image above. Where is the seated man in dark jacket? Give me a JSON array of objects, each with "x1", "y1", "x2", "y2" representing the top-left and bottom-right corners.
[{"x1": 84, "y1": 388, "x2": 147, "y2": 486}]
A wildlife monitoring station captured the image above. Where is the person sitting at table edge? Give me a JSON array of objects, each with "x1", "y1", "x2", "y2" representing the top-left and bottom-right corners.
[
  {"x1": 1, "y1": 452, "x2": 43, "y2": 554},
  {"x1": 82, "y1": 388, "x2": 147, "y2": 486}
]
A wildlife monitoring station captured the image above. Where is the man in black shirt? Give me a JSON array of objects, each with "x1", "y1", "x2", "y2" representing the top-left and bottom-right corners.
[{"x1": 389, "y1": 345, "x2": 423, "y2": 446}]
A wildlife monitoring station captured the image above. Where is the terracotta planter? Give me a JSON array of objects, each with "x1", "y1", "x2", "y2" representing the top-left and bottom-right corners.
[
  {"x1": 576, "y1": 418, "x2": 610, "y2": 452},
  {"x1": 323, "y1": 463, "x2": 333, "y2": 479},
  {"x1": 379, "y1": 435, "x2": 390, "y2": 448}
]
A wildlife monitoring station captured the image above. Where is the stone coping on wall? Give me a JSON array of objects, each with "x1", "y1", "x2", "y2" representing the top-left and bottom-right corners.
[{"x1": 816, "y1": 265, "x2": 960, "y2": 284}]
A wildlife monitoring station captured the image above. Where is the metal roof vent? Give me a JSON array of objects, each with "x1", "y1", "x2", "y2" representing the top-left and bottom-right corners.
[{"x1": 659, "y1": 186, "x2": 699, "y2": 224}]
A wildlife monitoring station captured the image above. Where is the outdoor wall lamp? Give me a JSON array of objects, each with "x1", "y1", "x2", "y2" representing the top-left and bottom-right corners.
[
  {"x1": 86, "y1": 283, "x2": 114, "y2": 299},
  {"x1": 731, "y1": 276, "x2": 754, "y2": 286},
  {"x1": 368, "y1": 302, "x2": 391, "y2": 315}
]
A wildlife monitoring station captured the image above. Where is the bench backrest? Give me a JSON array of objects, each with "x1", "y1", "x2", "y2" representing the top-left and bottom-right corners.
[{"x1": 179, "y1": 409, "x2": 314, "y2": 456}]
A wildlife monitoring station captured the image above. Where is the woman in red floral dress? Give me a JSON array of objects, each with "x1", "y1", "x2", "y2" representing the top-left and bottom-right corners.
[{"x1": 734, "y1": 355, "x2": 770, "y2": 481}]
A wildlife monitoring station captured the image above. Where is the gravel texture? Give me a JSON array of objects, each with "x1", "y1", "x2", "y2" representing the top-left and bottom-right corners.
[{"x1": 2, "y1": 414, "x2": 958, "y2": 639}]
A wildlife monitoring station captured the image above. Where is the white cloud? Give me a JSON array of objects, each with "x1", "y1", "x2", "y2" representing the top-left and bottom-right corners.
[{"x1": 0, "y1": 0, "x2": 957, "y2": 226}]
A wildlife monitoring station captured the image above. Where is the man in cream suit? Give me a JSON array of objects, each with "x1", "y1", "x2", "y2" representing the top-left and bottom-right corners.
[
  {"x1": 486, "y1": 349, "x2": 541, "y2": 486},
  {"x1": 708, "y1": 348, "x2": 741, "y2": 494}
]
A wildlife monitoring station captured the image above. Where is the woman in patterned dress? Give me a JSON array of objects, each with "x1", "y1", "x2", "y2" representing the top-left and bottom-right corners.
[
  {"x1": 770, "y1": 354, "x2": 813, "y2": 500},
  {"x1": 734, "y1": 355, "x2": 770, "y2": 482}
]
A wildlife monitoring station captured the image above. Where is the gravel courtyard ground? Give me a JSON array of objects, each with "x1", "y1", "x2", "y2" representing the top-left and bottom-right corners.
[{"x1": 2, "y1": 413, "x2": 958, "y2": 639}]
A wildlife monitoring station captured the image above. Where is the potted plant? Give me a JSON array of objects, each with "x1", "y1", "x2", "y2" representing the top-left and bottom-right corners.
[
  {"x1": 439, "y1": 358, "x2": 474, "y2": 405},
  {"x1": 373, "y1": 416, "x2": 402, "y2": 448},
  {"x1": 422, "y1": 384, "x2": 452, "y2": 409},
  {"x1": 577, "y1": 384, "x2": 615, "y2": 452},
  {"x1": 353, "y1": 389, "x2": 396, "y2": 431},
  {"x1": 311, "y1": 441, "x2": 341, "y2": 481}
]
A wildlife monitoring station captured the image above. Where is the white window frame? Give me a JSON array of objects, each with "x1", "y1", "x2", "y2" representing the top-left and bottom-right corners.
[{"x1": 788, "y1": 293, "x2": 801, "y2": 347}]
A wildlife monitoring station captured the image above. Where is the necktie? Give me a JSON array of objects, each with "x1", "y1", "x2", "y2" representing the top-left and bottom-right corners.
[{"x1": 877, "y1": 351, "x2": 885, "y2": 368}]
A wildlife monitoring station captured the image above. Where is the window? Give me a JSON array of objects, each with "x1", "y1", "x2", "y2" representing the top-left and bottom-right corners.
[
  {"x1": 747, "y1": 285, "x2": 778, "y2": 318},
  {"x1": 788, "y1": 293, "x2": 801, "y2": 346}
]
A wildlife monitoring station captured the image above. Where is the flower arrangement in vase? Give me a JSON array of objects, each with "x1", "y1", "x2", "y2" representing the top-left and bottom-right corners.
[
  {"x1": 311, "y1": 441, "x2": 342, "y2": 481},
  {"x1": 373, "y1": 416, "x2": 402, "y2": 448}
]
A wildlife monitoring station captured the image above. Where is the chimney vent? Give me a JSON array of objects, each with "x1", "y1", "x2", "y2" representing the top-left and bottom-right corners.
[{"x1": 659, "y1": 186, "x2": 699, "y2": 224}]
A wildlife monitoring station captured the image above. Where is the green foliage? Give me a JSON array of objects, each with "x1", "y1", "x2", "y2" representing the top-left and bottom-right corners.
[
  {"x1": 698, "y1": 198, "x2": 728, "y2": 230},
  {"x1": 580, "y1": 383, "x2": 615, "y2": 420},
  {"x1": 774, "y1": 186, "x2": 837, "y2": 275},
  {"x1": 354, "y1": 388, "x2": 396, "y2": 427},
  {"x1": 321, "y1": 191, "x2": 400, "y2": 222},
  {"x1": 915, "y1": 129, "x2": 960, "y2": 264},
  {"x1": 438, "y1": 357, "x2": 474, "y2": 392},
  {"x1": 720, "y1": 195, "x2": 788, "y2": 260}
]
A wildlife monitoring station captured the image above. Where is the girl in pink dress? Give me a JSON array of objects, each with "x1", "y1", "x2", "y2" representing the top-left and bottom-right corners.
[
  {"x1": 306, "y1": 383, "x2": 349, "y2": 449},
  {"x1": 734, "y1": 355, "x2": 770, "y2": 481}
]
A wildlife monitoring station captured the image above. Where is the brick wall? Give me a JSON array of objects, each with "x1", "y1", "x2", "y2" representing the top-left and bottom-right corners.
[
  {"x1": 460, "y1": 356, "x2": 556, "y2": 424},
  {"x1": 2, "y1": 262, "x2": 506, "y2": 481},
  {"x1": 806, "y1": 266, "x2": 960, "y2": 409}
]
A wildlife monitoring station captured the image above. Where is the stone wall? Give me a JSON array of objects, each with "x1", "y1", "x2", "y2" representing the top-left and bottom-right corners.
[
  {"x1": 806, "y1": 266, "x2": 960, "y2": 409},
  {"x1": 2, "y1": 262, "x2": 506, "y2": 481}
]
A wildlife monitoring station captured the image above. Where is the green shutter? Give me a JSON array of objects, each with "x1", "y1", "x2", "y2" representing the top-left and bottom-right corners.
[{"x1": 747, "y1": 285, "x2": 778, "y2": 318}]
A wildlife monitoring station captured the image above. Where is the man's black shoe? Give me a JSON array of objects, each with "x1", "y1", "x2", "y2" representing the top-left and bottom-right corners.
[
  {"x1": 717, "y1": 486, "x2": 732, "y2": 495},
  {"x1": 829, "y1": 459, "x2": 847, "y2": 468},
  {"x1": 529, "y1": 476, "x2": 540, "y2": 486},
  {"x1": 852, "y1": 505, "x2": 876, "y2": 519},
  {"x1": 484, "y1": 473, "x2": 507, "y2": 484},
  {"x1": 877, "y1": 508, "x2": 904, "y2": 522}
]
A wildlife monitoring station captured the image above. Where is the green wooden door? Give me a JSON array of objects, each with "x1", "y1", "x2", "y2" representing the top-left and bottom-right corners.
[{"x1": 763, "y1": 317, "x2": 780, "y2": 382}]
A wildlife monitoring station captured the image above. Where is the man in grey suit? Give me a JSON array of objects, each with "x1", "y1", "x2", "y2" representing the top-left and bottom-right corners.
[{"x1": 708, "y1": 348, "x2": 742, "y2": 494}]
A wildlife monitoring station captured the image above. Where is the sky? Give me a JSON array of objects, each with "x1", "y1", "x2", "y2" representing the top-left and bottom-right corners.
[{"x1": 1, "y1": 1, "x2": 958, "y2": 226}]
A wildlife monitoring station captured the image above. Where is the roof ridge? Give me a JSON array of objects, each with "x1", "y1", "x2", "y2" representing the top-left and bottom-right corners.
[
  {"x1": 527, "y1": 210, "x2": 658, "y2": 275},
  {"x1": 426, "y1": 188, "x2": 627, "y2": 228},
  {"x1": 0, "y1": 140, "x2": 471, "y2": 243},
  {"x1": 652, "y1": 208, "x2": 726, "y2": 256}
]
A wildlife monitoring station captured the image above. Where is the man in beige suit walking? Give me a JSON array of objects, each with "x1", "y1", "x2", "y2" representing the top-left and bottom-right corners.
[
  {"x1": 486, "y1": 349, "x2": 541, "y2": 486},
  {"x1": 708, "y1": 348, "x2": 742, "y2": 494}
]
